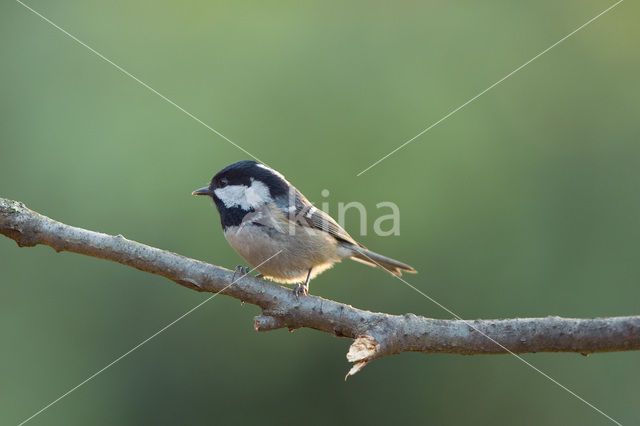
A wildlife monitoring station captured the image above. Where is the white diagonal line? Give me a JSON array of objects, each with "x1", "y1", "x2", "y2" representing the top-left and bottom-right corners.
[
  {"x1": 356, "y1": 0, "x2": 623, "y2": 176},
  {"x1": 15, "y1": 0, "x2": 266, "y2": 165},
  {"x1": 17, "y1": 250, "x2": 282, "y2": 426},
  {"x1": 351, "y1": 248, "x2": 621, "y2": 425}
]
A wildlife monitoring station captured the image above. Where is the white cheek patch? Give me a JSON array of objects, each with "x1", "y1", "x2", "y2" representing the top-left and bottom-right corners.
[
  {"x1": 244, "y1": 179, "x2": 270, "y2": 207},
  {"x1": 214, "y1": 185, "x2": 246, "y2": 208},
  {"x1": 214, "y1": 179, "x2": 270, "y2": 210}
]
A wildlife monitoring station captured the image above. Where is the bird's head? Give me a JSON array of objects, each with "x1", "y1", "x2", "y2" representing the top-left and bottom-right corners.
[{"x1": 192, "y1": 160, "x2": 290, "y2": 227}]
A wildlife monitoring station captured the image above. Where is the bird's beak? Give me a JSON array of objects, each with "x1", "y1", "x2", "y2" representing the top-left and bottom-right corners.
[{"x1": 192, "y1": 186, "x2": 213, "y2": 196}]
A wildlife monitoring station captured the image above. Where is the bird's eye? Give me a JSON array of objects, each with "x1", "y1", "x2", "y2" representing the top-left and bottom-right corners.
[{"x1": 220, "y1": 177, "x2": 229, "y2": 187}]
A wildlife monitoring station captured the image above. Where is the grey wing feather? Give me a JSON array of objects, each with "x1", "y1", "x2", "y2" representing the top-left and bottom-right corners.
[
  {"x1": 280, "y1": 189, "x2": 360, "y2": 246},
  {"x1": 274, "y1": 188, "x2": 417, "y2": 275}
]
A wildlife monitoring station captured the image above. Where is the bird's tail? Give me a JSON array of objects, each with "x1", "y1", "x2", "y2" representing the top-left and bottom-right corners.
[{"x1": 348, "y1": 246, "x2": 417, "y2": 276}]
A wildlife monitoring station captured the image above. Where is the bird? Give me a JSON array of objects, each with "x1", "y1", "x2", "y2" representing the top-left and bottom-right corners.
[{"x1": 192, "y1": 160, "x2": 416, "y2": 295}]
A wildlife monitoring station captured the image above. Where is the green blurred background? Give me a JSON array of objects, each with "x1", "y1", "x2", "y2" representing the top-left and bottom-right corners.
[{"x1": 1, "y1": 0, "x2": 638, "y2": 424}]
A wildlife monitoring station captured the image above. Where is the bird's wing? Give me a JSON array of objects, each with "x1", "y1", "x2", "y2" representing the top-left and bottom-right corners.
[{"x1": 277, "y1": 189, "x2": 360, "y2": 246}]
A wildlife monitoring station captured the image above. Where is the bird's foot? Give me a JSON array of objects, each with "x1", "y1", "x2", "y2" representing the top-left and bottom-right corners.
[
  {"x1": 232, "y1": 265, "x2": 250, "y2": 282},
  {"x1": 294, "y1": 283, "x2": 309, "y2": 297}
]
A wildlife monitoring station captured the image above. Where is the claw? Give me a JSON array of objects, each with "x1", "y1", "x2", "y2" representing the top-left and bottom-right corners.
[
  {"x1": 232, "y1": 265, "x2": 249, "y2": 282},
  {"x1": 294, "y1": 283, "x2": 309, "y2": 297},
  {"x1": 293, "y1": 268, "x2": 312, "y2": 296}
]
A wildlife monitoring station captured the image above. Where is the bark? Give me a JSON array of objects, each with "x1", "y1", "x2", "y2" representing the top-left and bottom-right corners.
[{"x1": 2, "y1": 197, "x2": 639, "y2": 377}]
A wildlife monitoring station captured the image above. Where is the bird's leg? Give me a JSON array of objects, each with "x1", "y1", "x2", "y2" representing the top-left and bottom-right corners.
[
  {"x1": 294, "y1": 268, "x2": 312, "y2": 297},
  {"x1": 232, "y1": 265, "x2": 250, "y2": 282}
]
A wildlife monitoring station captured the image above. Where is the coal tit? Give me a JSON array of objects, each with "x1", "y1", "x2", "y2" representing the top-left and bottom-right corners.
[{"x1": 192, "y1": 160, "x2": 416, "y2": 295}]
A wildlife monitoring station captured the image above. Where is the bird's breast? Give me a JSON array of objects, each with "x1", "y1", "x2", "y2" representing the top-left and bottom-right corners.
[{"x1": 223, "y1": 221, "x2": 343, "y2": 283}]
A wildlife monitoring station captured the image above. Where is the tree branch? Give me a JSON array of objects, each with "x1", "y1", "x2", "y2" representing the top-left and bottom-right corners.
[{"x1": 2, "y1": 197, "x2": 639, "y2": 377}]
